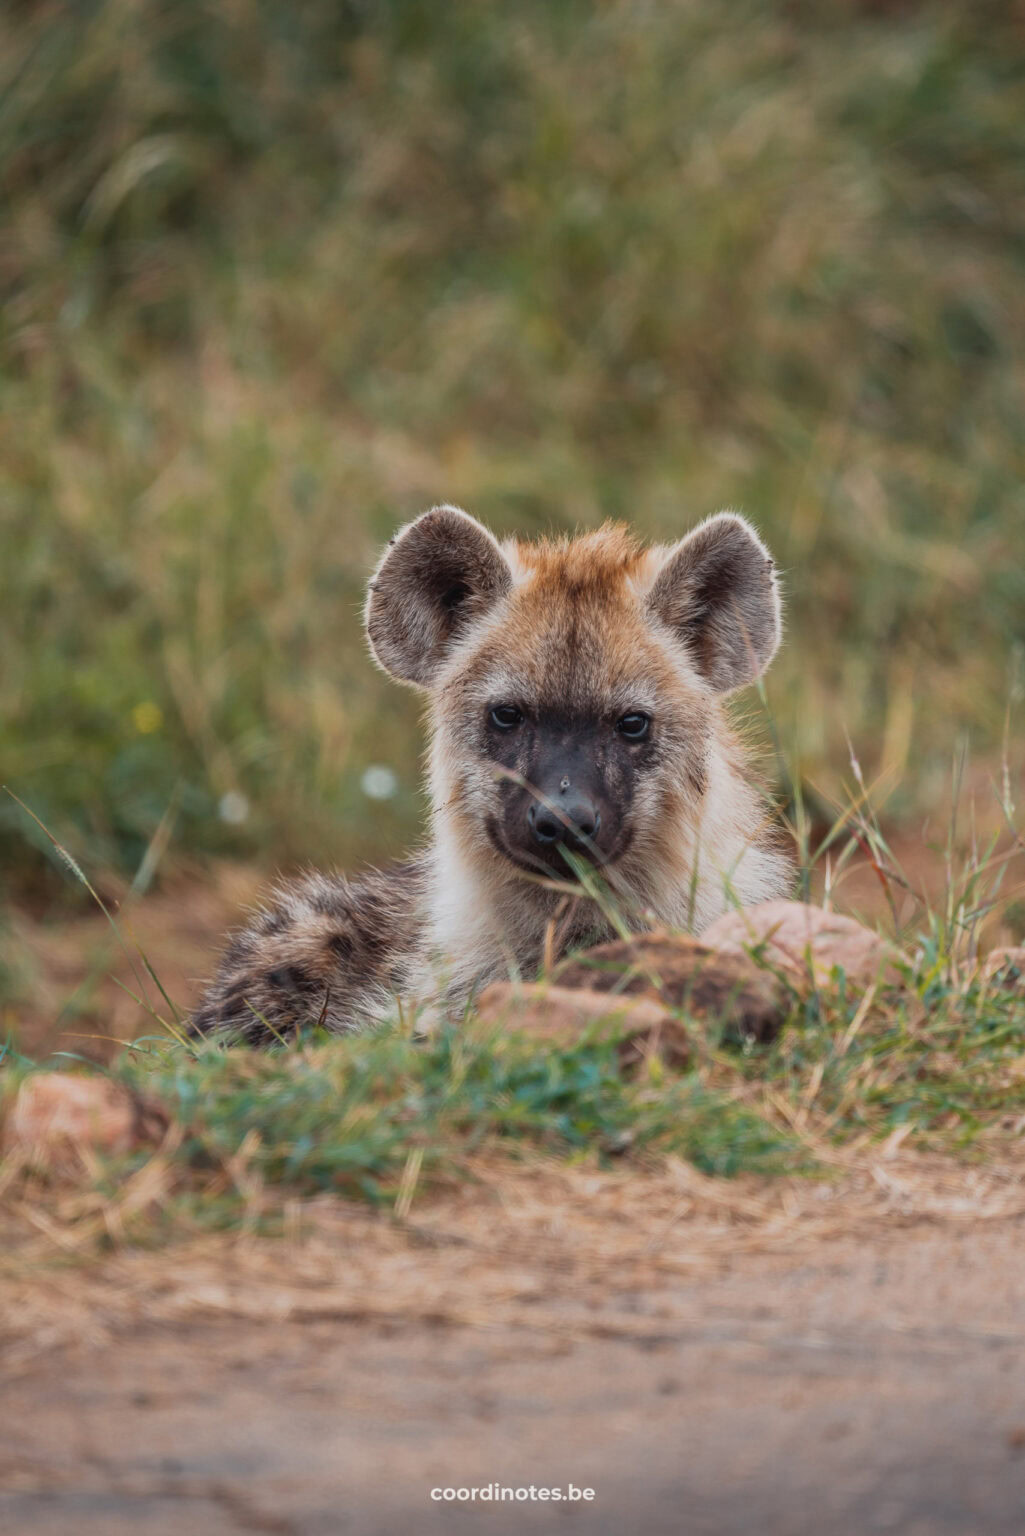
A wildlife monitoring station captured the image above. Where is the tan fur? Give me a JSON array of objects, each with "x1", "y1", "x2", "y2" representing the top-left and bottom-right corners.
[{"x1": 193, "y1": 507, "x2": 792, "y2": 1042}]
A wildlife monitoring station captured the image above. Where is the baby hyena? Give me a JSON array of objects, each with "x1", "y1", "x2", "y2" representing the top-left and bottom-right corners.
[{"x1": 192, "y1": 505, "x2": 792, "y2": 1042}]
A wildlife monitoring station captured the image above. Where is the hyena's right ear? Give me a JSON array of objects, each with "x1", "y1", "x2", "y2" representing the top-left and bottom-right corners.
[{"x1": 365, "y1": 505, "x2": 513, "y2": 687}]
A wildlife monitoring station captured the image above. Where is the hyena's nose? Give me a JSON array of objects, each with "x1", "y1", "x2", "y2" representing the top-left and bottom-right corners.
[{"x1": 528, "y1": 796, "x2": 601, "y2": 847}]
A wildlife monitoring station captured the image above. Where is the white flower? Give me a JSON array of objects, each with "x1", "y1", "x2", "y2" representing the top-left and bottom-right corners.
[
  {"x1": 218, "y1": 791, "x2": 250, "y2": 825},
  {"x1": 361, "y1": 765, "x2": 398, "y2": 801}
]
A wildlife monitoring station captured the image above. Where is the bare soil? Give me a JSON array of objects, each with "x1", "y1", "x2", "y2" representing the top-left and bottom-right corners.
[
  {"x1": 3, "y1": 1154, "x2": 1025, "y2": 1535},
  {"x1": 4, "y1": 850, "x2": 1025, "y2": 1533}
]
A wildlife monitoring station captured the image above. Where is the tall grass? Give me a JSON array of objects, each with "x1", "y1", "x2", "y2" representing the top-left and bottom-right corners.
[{"x1": 2, "y1": 0, "x2": 1023, "y2": 887}]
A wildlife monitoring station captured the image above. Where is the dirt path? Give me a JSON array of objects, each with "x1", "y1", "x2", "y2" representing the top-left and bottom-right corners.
[{"x1": 4, "y1": 1157, "x2": 1025, "y2": 1535}]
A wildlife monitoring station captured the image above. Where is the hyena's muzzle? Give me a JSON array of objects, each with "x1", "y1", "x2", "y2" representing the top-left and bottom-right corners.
[{"x1": 487, "y1": 717, "x2": 641, "y2": 877}]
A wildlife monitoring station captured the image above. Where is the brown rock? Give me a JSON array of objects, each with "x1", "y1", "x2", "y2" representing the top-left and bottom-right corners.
[
  {"x1": 981, "y1": 947, "x2": 1025, "y2": 994},
  {"x1": 475, "y1": 981, "x2": 693, "y2": 1071},
  {"x1": 1, "y1": 1074, "x2": 168, "y2": 1159},
  {"x1": 552, "y1": 931, "x2": 787, "y2": 1043},
  {"x1": 702, "y1": 901, "x2": 901, "y2": 992}
]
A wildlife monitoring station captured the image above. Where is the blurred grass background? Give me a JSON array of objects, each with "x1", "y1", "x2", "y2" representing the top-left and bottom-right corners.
[{"x1": 2, "y1": 0, "x2": 1024, "y2": 901}]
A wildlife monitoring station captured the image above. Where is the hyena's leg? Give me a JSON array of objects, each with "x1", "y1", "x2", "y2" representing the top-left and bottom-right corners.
[{"x1": 190, "y1": 864, "x2": 426, "y2": 1045}]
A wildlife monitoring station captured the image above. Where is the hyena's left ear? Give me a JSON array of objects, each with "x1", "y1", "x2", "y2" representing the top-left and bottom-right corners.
[
  {"x1": 365, "y1": 504, "x2": 513, "y2": 687},
  {"x1": 646, "y1": 513, "x2": 781, "y2": 692}
]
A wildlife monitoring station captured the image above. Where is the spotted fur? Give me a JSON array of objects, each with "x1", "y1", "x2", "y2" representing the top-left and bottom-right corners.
[{"x1": 192, "y1": 506, "x2": 792, "y2": 1041}]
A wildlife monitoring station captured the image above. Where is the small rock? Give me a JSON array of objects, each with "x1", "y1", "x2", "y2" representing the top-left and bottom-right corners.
[
  {"x1": 981, "y1": 947, "x2": 1025, "y2": 994},
  {"x1": 1, "y1": 1074, "x2": 168, "y2": 1159},
  {"x1": 553, "y1": 931, "x2": 787, "y2": 1043},
  {"x1": 702, "y1": 901, "x2": 901, "y2": 992},
  {"x1": 475, "y1": 981, "x2": 693, "y2": 1070}
]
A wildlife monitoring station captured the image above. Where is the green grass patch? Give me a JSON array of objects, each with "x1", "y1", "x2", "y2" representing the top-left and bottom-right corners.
[
  {"x1": 109, "y1": 1022, "x2": 799, "y2": 1219},
  {"x1": 4, "y1": 768, "x2": 1025, "y2": 1248},
  {"x1": 738, "y1": 965, "x2": 1025, "y2": 1152},
  {"x1": 6, "y1": 938, "x2": 1025, "y2": 1249}
]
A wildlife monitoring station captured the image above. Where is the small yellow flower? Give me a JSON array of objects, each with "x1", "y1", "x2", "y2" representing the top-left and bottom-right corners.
[{"x1": 132, "y1": 701, "x2": 163, "y2": 735}]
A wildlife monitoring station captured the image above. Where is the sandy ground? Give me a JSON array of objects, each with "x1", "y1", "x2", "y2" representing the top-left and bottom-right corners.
[
  {"x1": 4, "y1": 849, "x2": 1025, "y2": 1533},
  {"x1": 3, "y1": 1152, "x2": 1025, "y2": 1535}
]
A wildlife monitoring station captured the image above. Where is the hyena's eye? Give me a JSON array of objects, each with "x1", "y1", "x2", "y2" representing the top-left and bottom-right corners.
[
  {"x1": 489, "y1": 704, "x2": 524, "y2": 730},
  {"x1": 616, "y1": 712, "x2": 651, "y2": 740}
]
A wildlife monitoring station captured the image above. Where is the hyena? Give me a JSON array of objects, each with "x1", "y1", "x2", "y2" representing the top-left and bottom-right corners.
[{"x1": 192, "y1": 505, "x2": 791, "y2": 1042}]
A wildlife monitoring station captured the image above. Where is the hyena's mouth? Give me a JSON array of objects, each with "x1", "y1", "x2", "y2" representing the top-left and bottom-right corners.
[
  {"x1": 483, "y1": 819, "x2": 568, "y2": 879},
  {"x1": 483, "y1": 816, "x2": 630, "y2": 881}
]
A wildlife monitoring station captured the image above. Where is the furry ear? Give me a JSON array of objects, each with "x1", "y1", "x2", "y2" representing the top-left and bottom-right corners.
[
  {"x1": 365, "y1": 505, "x2": 512, "y2": 687},
  {"x1": 646, "y1": 513, "x2": 781, "y2": 692}
]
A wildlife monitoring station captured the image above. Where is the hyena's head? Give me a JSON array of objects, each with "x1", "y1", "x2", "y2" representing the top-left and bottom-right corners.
[{"x1": 365, "y1": 506, "x2": 781, "y2": 884}]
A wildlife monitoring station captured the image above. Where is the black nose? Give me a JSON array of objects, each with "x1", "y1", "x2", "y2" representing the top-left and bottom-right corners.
[{"x1": 527, "y1": 798, "x2": 601, "y2": 847}]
